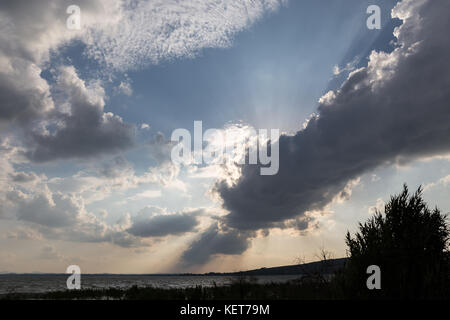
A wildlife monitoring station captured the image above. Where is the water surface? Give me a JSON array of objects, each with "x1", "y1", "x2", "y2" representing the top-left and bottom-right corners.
[{"x1": 0, "y1": 274, "x2": 301, "y2": 294}]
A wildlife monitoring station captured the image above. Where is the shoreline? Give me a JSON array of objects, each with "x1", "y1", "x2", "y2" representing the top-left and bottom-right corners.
[{"x1": 0, "y1": 278, "x2": 339, "y2": 300}]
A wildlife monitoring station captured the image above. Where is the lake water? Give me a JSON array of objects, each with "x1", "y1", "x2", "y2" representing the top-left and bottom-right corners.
[{"x1": 0, "y1": 274, "x2": 301, "y2": 294}]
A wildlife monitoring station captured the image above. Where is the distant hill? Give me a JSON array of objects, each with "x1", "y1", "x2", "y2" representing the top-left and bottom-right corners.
[
  {"x1": 0, "y1": 258, "x2": 348, "y2": 277},
  {"x1": 204, "y1": 258, "x2": 348, "y2": 276}
]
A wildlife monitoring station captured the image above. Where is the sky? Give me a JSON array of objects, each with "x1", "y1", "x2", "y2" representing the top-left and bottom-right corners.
[{"x1": 1, "y1": 0, "x2": 450, "y2": 274}]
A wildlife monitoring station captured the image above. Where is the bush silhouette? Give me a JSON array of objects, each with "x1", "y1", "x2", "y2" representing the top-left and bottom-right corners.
[{"x1": 342, "y1": 185, "x2": 449, "y2": 299}]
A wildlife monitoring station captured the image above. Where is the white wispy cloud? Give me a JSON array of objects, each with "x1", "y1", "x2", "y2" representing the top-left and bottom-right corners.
[
  {"x1": 423, "y1": 175, "x2": 450, "y2": 191},
  {"x1": 333, "y1": 56, "x2": 360, "y2": 76},
  {"x1": 83, "y1": 0, "x2": 287, "y2": 71}
]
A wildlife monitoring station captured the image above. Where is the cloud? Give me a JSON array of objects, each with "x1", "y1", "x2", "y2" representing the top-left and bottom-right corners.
[
  {"x1": 116, "y1": 80, "x2": 133, "y2": 96},
  {"x1": 214, "y1": 0, "x2": 450, "y2": 232},
  {"x1": 8, "y1": 189, "x2": 82, "y2": 228},
  {"x1": 0, "y1": 1, "x2": 136, "y2": 163},
  {"x1": 333, "y1": 56, "x2": 360, "y2": 76},
  {"x1": 83, "y1": 0, "x2": 286, "y2": 71},
  {"x1": 5, "y1": 227, "x2": 43, "y2": 241},
  {"x1": 0, "y1": 0, "x2": 115, "y2": 64},
  {"x1": 0, "y1": 0, "x2": 285, "y2": 114},
  {"x1": 35, "y1": 213, "x2": 146, "y2": 249},
  {"x1": 127, "y1": 206, "x2": 201, "y2": 238},
  {"x1": 24, "y1": 66, "x2": 135, "y2": 162},
  {"x1": 127, "y1": 190, "x2": 162, "y2": 201},
  {"x1": 0, "y1": 0, "x2": 115, "y2": 126},
  {"x1": 423, "y1": 174, "x2": 450, "y2": 191},
  {"x1": 181, "y1": 222, "x2": 254, "y2": 267},
  {"x1": 0, "y1": 0, "x2": 284, "y2": 163},
  {"x1": 0, "y1": 139, "x2": 19, "y2": 219},
  {"x1": 36, "y1": 245, "x2": 85, "y2": 264},
  {"x1": 8, "y1": 171, "x2": 40, "y2": 184},
  {"x1": 38, "y1": 245, "x2": 64, "y2": 260},
  {"x1": 147, "y1": 132, "x2": 176, "y2": 164},
  {"x1": 97, "y1": 155, "x2": 134, "y2": 179},
  {"x1": 45, "y1": 154, "x2": 178, "y2": 204},
  {"x1": 0, "y1": 149, "x2": 152, "y2": 248},
  {"x1": 0, "y1": 62, "x2": 136, "y2": 163},
  {"x1": 371, "y1": 174, "x2": 381, "y2": 182},
  {"x1": 3, "y1": 181, "x2": 146, "y2": 248},
  {"x1": 0, "y1": 1, "x2": 289, "y2": 256},
  {"x1": 368, "y1": 198, "x2": 386, "y2": 215},
  {"x1": 0, "y1": 59, "x2": 53, "y2": 125}
]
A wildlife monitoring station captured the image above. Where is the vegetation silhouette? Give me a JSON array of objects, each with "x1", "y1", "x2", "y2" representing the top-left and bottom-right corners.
[{"x1": 339, "y1": 184, "x2": 449, "y2": 299}]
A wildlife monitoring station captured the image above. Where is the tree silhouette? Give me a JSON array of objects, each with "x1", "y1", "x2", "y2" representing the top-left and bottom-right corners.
[{"x1": 343, "y1": 185, "x2": 449, "y2": 299}]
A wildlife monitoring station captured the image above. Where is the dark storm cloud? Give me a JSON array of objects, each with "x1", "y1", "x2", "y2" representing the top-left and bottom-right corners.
[
  {"x1": 128, "y1": 213, "x2": 199, "y2": 238},
  {"x1": 215, "y1": 0, "x2": 450, "y2": 231},
  {"x1": 0, "y1": 65, "x2": 135, "y2": 164},
  {"x1": 26, "y1": 116, "x2": 135, "y2": 163},
  {"x1": 0, "y1": 71, "x2": 51, "y2": 124},
  {"x1": 127, "y1": 208, "x2": 202, "y2": 238},
  {"x1": 9, "y1": 192, "x2": 81, "y2": 228},
  {"x1": 181, "y1": 223, "x2": 254, "y2": 267},
  {"x1": 24, "y1": 66, "x2": 135, "y2": 162}
]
